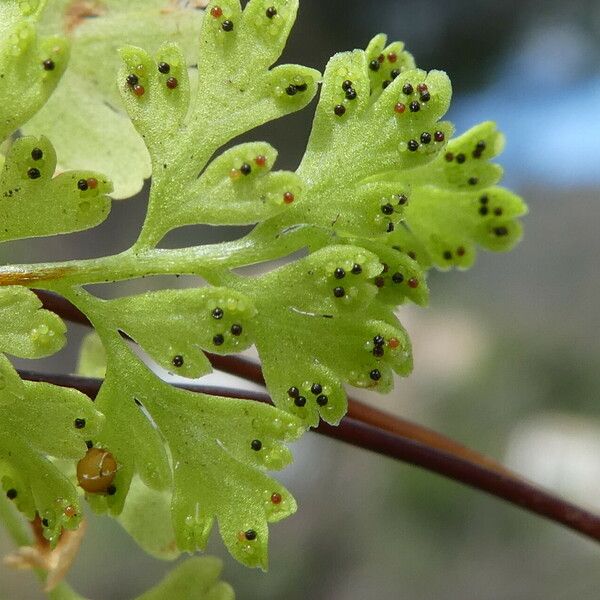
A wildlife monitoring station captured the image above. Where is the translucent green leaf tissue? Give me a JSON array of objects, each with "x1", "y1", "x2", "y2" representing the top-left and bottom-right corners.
[{"x1": 0, "y1": 0, "x2": 527, "y2": 595}]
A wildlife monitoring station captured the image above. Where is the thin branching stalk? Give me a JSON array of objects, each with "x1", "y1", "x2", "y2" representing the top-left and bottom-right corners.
[{"x1": 23, "y1": 291, "x2": 600, "y2": 545}]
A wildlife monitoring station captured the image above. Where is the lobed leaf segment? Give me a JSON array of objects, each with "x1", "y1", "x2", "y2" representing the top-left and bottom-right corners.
[{"x1": 0, "y1": 0, "x2": 526, "y2": 572}]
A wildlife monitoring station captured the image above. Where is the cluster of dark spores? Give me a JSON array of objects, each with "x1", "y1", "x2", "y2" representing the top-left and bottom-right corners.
[
  {"x1": 210, "y1": 306, "x2": 243, "y2": 346},
  {"x1": 287, "y1": 383, "x2": 329, "y2": 408},
  {"x1": 158, "y1": 61, "x2": 178, "y2": 89},
  {"x1": 331, "y1": 263, "x2": 364, "y2": 298},
  {"x1": 286, "y1": 81, "x2": 308, "y2": 96},
  {"x1": 477, "y1": 195, "x2": 509, "y2": 236},
  {"x1": 168, "y1": 307, "x2": 243, "y2": 366},
  {"x1": 373, "y1": 262, "x2": 419, "y2": 290},
  {"x1": 380, "y1": 193, "x2": 408, "y2": 232},
  {"x1": 25, "y1": 146, "x2": 44, "y2": 180},
  {"x1": 333, "y1": 79, "x2": 359, "y2": 116},
  {"x1": 445, "y1": 139, "x2": 488, "y2": 186},
  {"x1": 125, "y1": 61, "x2": 178, "y2": 97},
  {"x1": 477, "y1": 194, "x2": 502, "y2": 217},
  {"x1": 442, "y1": 246, "x2": 466, "y2": 261},
  {"x1": 368, "y1": 50, "x2": 404, "y2": 90}
]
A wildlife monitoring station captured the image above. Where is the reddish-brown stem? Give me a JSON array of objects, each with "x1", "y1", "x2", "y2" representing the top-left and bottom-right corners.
[
  {"x1": 34, "y1": 290, "x2": 509, "y2": 476},
  {"x1": 17, "y1": 369, "x2": 600, "y2": 544},
  {"x1": 206, "y1": 353, "x2": 511, "y2": 475}
]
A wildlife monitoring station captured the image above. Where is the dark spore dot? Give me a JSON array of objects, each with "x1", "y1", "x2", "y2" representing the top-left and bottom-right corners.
[
  {"x1": 342, "y1": 80, "x2": 353, "y2": 91},
  {"x1": 42, "y1": 518, "x2": 49, "y2": 527},
  {"x1": 479, "y1": 195, "x2": 489, "y2": 204},
  {"x1": 409, "y1": 101, "x2": 420, "y2": 112},
  {"x1": 381, "y1": 263, "x2": 389, "y2": 273},
  {"x1": 222, "y1": 20, "x2": 234, "y2": 31},
  {"x1": 443, "y1": 250, "x2": 452, "y2": 260},
  {"x1": 245, "y1": 529, "x2": 257, "y2": 541},
  {"x1": 408, "y1": 251, "x2": 417, "y2": 260},
  {"x1": 479, "y1": 206, "x2": 489, "y2": 216},
  {"x1": 434, "y1": 130, "x2": 445, "y2": 142},
  {"x1": 382, "y1": 80, "x2": 391, "y2": 89},
  {"x1": 333, "y1": 286, "x2": 345, "y2": 298},
  {"x1": 334, "y1": 104, "x2": 346, "y2": 116},
  {"x1": 158, "y1": 62, "x2": 170, "y2": 74},
  {"x1": 316, "y1": 394, "x2": 329, "y2": 406},
  {"x1": 378, "y1": 53, "x2": 385, "y2": 63},
  {"x1": 31, "y1": 147, "x2": 43, "y2": 161},
  {"x1": 287, "y1": 386, "x2": 299, "y2": 398},
  {"x1": 397, "y1": 194, "x2": 408, "y2": 205},
  {"x1": 392, "y1": 272, "x2": 404, "y2": 284},
  {"x1": 420, "y1": 91, "x2": 431, "y2": 102},
  {"x1": 445, "y1": 152, "x2": 454, "y2": 162},
  {"x1": 240, "y1": 162, "x2": 252, "y2": 175},
  {"x1": 381, "y1": 203, "x2": 394, "y2": 215},
  {"x1": 417, "y1": 83, "x2": 428, "y2": 93},
  {"x1": 77, "y1": 178, "x2": 88, "y2": 191},
  {"x1": 27, "y1": 167, "x2": 41, "y2": 179},
  {"x1": 494, "y1": 226, "x2": 509, "y2": 237},
  {"x1": 390, "y1": 68, "x2": 401, "y2": 80},
  {"x1": 407, "y1": 277, "x2": 419, "y2": 288},
  {"x1": 172, "y1": 355, "x2": 184, "y2": 367},
  {"x1": 85, "y1": 440, "x2": 93, "y2": 449},
  {"x1": 476, "y1": 140, "x2": 486, "y2": 151},
  {"x1": 374, "y1": 276, "x2": 385, "y2": 288},
  {"x1": 106, "y1": 485, "x2": 117, "y2": 496},
  {"x1": 468, "y1": 177, "x2": 478, "y2": 186},
  {"x1": 251, "y1": 439, "x2": 262, "y2": 451},
  {"x1": 74, "y1": 418, "x2": 86, "y2": 429},
  {"x1": 230, "y1": 324, "x2": 243, "y2": 336},
  {"x1": 311, "y1": 383, "x2": 323, "y2": 395},
  {"x1": 369, "y1": 369, "x2": 382, "y2": 381},
  {"x1": 351, "y1": 263, "x2": 362, "y2": 275},
  {"x1": 266, "y1": 6, "x2": 277, "y2": 18},
  {"x1": 456, "y1": 153, "x2": 466, "y2": 164},
  {"x1": 294, "y1": 395, "x2": 307, "y2": 407},
  {"x1": 387, "y1": 222, "x2": 395, "y2": 233},
  {"x1": 494, "y1": 207, "x2": 503, "y2": 216},
  {"x1": 42, "y1": 59, "x2": 55, "y2": 71},
  {"x1": 213, "y1": 334, "x2": 225, "y2": 346},
  {"x1": 402, "y1": 83, "x2": 414, "y2": 95},
  {"x1": 212, "y1": 307, "x2": 224, "y2": 319},
  {"x1": 407, "y1": 139, "x2": 419, "y2": 152},
  {"x1": 373, "y1": 335, "x2": 385, "y2": 346},
  {"x1": 457, "y1": 246, "x2": 466, "y2": 256},
  {"x1": 345, "y1": 87, "x2": 357, "y2": 100},
  {"x1": 6, "y1": 489, "x2": 17, "y2": 500},
  {"x1": 295, "y1": 83, "x2": 307, "y2": 92},
  {"x1": 369, "y1": 59, "x2": 380, "y2": 71},
  {"x1": 334, "y1": 267, "x2": 346, "y2": 279},
  {"x1": 420, "y1": 132, "x2": 432, "y2": 144},
  {"x1": 285, "y1": 84, "x2": 298, "y2": 96},
  {"x1": 373, "y1": 346, "x2": 384, "y2": 357},
  {"x1": 133, "y1": 84, "x2": 145, "y2": 96},
  {"x1": 166, "y1": 77, "x2": 178, "y2": 89},
  {"x1": 126, "y1": 74, "x2": 139, "y2": 86}
]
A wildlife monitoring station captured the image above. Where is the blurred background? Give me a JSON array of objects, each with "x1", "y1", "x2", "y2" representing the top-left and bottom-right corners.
[{"x1": 3, "y1": 0, "x2": 600, "y2": 598}]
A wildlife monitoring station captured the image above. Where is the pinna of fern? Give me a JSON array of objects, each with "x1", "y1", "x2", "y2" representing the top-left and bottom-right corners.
[{"x1": 0, "y1": 0, "x2": 526, "y2": 579}]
